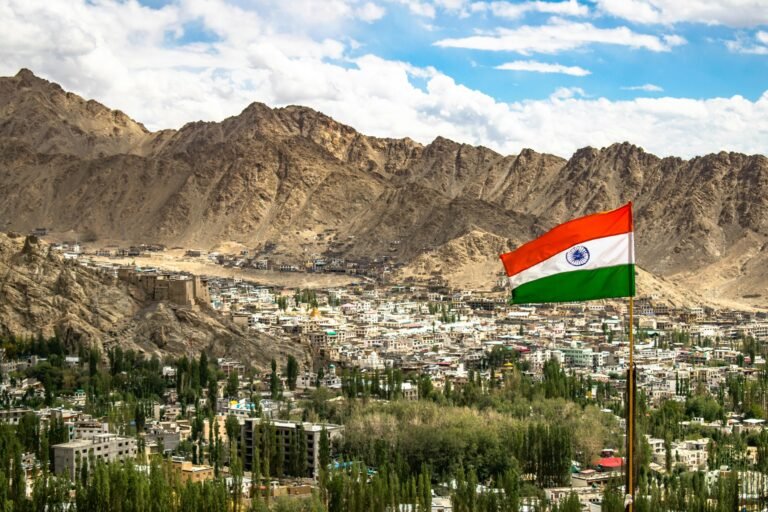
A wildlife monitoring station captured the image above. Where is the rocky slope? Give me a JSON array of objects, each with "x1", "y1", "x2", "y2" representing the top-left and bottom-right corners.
[
  {"x1": 1, "y1": 69, "x2": 767, "y2": 306},
  {"x1": 0, "y1": 232, "x2": 305, "y2": 367},
  {"x1": 398, "y1": 232, "x2": 732, "y2": 308}
]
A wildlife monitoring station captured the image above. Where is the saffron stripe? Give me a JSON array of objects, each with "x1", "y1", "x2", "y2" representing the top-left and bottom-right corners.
[
  {"x1": 500, "y1": 203, "x2": 633, "y2": 277},
  {"x1": 510, "y1": 264, "x2": 636, "y2": 304}
]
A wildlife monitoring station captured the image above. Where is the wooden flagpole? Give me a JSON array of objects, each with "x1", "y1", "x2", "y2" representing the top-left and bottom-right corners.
[{"x1": 627, "y1": 295, "x2": 635, "y2": 511}]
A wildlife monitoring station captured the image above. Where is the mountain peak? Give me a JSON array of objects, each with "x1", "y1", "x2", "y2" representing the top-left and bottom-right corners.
[
  {"x1": 603, "y1": 141, "x2": 647, "y2": 155},
  {"x1": 12, "y1": 68, "x2": 58, "y2": 91},
  {"x1": 0, "y1": 68, "x2": 151, "y2": 157},
  {"x1": 15, "y1": 68, "x2": 37, "y2": 79}
]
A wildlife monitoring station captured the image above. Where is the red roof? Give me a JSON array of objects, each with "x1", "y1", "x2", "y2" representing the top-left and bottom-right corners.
[{"x1": 596, "y1": 457, "x2": 624, "y2": 468}]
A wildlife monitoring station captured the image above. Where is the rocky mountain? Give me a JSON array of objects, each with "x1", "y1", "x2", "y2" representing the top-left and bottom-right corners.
[
  {"x1": 1, "y1": 69, "x2": 767, "y2": 307},
  {"x1": 0, "y1": 232, "x2": 306, "y2": 367}
]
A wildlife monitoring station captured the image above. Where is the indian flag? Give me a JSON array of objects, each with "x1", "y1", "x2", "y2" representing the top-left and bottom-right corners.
[{"x1": 500, "y1": 203, "x2": 635, "y2": 304}]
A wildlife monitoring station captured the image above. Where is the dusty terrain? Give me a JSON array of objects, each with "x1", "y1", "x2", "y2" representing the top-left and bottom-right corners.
[
  {"x1": 89, "y1": 250, "x2": 365, "y2": 289},
  {"x1": 0, "y1": 233, "x2": 307, "y2": 367},
  {"x1": 1, "y1": 69, "x2": 767, "y2": 308}
]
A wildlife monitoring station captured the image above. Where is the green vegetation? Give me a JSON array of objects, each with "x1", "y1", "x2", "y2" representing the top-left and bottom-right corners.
[
  {"x1": 1, "y1": 332, "x2": 766, "y2": 511},
  {"x1": 340, "y1": 401, "x2": 572, "y2": 486}
]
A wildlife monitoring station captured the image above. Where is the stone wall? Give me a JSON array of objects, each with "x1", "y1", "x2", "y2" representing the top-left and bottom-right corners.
[{"x1": 117, "y1": 268, "x2": 207, "y2": 307}]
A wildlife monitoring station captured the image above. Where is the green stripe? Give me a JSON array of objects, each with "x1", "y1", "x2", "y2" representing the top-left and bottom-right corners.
[{"x1": 511, "y1": 264, "x2": 635, "y2": 304}]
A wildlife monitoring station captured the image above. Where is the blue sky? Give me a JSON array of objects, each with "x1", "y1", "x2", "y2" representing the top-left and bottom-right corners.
[
  {"x1": 321, "y1": 3, "x2": 768, "y2": 102},
  {"x1": 2, "y1": 0, "x2": 768, "y2": 157}
]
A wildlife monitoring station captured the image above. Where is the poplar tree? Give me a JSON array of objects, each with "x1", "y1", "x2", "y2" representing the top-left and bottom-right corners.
[
  {"x1": 296, "y1": 424, "x2": 308, "y2": 477},
  {"x1": 286, "y1": 356, "x2": 299, "y2": 391},
  {"x1": 275, "y1": 429, "x2": 285, "y2": 477},
  {"x1": 199, "y1": 351, "x2": 209, "y2": 389},
  {"x1": 319, "y1": 428, "x2": 331, "y2": 470},
  {"x1": 251, "y1": 427, "x2": 261, "y2": 500},
  {"x1": 270, "y1": 359, "x2": 280, "y2": 400}
]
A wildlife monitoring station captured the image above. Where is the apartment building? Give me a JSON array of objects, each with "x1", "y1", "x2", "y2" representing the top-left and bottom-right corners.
[
  {"x1": 53, "y1": 434, "x2": 137, "y2": 479},
  {"x1": 72, "y1": 420, "x2": 110, "y2": 440},
  {"x1": 0, "y1": 408, "x2": 33, "y2": 425},
  {"x1": 241, "y1": 419, "x2": 343, "y2": 478}
]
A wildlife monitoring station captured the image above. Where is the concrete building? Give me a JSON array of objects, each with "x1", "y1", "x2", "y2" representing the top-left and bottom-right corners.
[
  {"x1": 172, "y1": 458, "x2": 214, "y2": 483},
  {"x1": 308, "y1": 329, "x2": 346, "y2": 347},
  {"x1": 241, "y1": 418, "x2": 343, "y2": 478},
  {"x1": 53, "y1": 434, "x2": 137, "y2": 479},
  {"x1": 401, "y1": 382, "x2": 419, "y2": 401},
  {"x1": 73, "y1": 420, "x2": 110, "y2": 440},
  {"x1": 561, "y1": 347, "x2": 593, "y2": 368},
  {"x1": 0, "y1": 408, "x2": 33, "y2": 425},
  {"x1": 144, "y1": 424, "x2": 182, "y2": 453},
  {"x1": 219, "y1": 360, "x2": 246, "y2": 377},
  {"x1": 739, "y1": 323, "x2": 768, "y2": 340},
  {"x1": 670, "y1": 438, "x2": 710, "y2": 471}
]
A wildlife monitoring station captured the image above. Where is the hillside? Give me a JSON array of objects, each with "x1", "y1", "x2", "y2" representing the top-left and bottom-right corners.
[
  {"x1": 0, "y1": 232, "x2": 306, "y2": 367},
  {"x1": 1, "y1": 69, "x2": 767, "y2": 307}
]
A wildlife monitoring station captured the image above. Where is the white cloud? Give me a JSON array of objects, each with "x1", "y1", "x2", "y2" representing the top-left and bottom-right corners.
[
  {"x1": 595, "y1": 0, "x2": 768, "y2": 27},
  {"x1": 725, "y1": 31, "x2": 768, "y2": 54},
  {"x1": 210, "y1": 0, "x2": 387, "y2": 31},
  {"x1": 593, "y1": 0, "x2": 662, "y2": 24},
  {"x1": 471, "y1": 0, "x2": 589, "y2": 19},
  {"x1": 434, "y1": 0, "x2": 471, "y2": 11},
  {"x1": 389, "y1": 0, "x2": 472, "y2": 17},
  {"x1": 622, "y1": 84, "x2": 664, "y2": 92},
  {"x1": 393, "y1": 0, "x2": 437, "y2": 18},
  {"x1": 496, "y1": 60, "x2": 590, "y2": 76},
  {"x1": 434, "y1": 19, "x2": 686, "y2": 54},
  {"x1": 0, "y1": 0, "x2": 767, "y2": 161},
  {"x1": 356, "y1": 2, "x2": 387, "y2": 21},
  {"x1": 549, "y1": 86, "x2": 587, "y2": 99},
  {"x1": 726, "y1": 41, "x2": 768, "y2": 54},
  {"x1": 662, "y1": 34, "x2": 686, "y2": 47}
]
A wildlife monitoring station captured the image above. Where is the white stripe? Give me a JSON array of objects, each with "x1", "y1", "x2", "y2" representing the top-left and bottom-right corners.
[{"x1": 509, "y1": 233, "x2": 634, "y2": 289}]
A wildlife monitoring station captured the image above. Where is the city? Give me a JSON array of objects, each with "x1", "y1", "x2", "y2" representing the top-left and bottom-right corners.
[
  {"x1": 2, "y1": 0, "x2": 768, "y2": 510},
  {"x1": 1, "y1": 239, "x2": 766, "y2": 510}
]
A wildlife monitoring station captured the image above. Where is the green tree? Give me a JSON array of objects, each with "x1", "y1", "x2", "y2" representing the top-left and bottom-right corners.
[
  {"x1": 275, "y1": 428, "x2": 285, "y2": 478},
  {"x1": 294, "y1": 424, "x2": 308, "y2": 477},
  {"x1": 250, "y1": 425, "x2": 262, "y2": 500},
  {"x1": 199, "y1": 351, "x2": 209, "y2": 389},
  {"x1": 16, "y1": 411, "x2": 40, "y2": 455},
  {"x1": 226, "y1": 414, "x2": 241, "y2": 455},
  {"x1": 227, "y1": 372, "x2": 239, "y2": 399},
  {"x1": 89, "y1": 348, "x2": 99, "y2": 378},
  {"x1": 557, "y1": 492, "x2": 582, "y2": 512},
  {"x1": 319, "y1": 428, "x2": 331, "y2": 470},
  {"x1": 11, "y1": 443, "x2": 26, "y2": 511},
  {"x1": 601, "y1": 483, "x2": 624, "y2": 512},
  {"x1": 270, "y1": 360, "x2": 280, "y2": 400},
  {"x1": 135, "y1": 402, "x2": 147, "y2": 433},
  {"x1": 286, "y1": 356, "x2": 299, "y2": 391},
  {"x1": 208, "y1": 376, "x2": 219, "y2": 415}
]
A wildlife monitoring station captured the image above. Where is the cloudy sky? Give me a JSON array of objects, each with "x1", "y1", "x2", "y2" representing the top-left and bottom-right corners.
[{"x1": 2, "y1": 0, "x2": 768, "y2": 157}]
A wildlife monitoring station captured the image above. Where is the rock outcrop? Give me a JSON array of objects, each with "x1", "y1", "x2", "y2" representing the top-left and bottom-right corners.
[{"x1": 0, "y1": 233, "x2": 305, "y2": 367}]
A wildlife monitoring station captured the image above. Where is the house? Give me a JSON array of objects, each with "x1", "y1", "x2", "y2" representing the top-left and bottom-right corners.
[
  {"x1": 172, "y1": 458, "x2": 214, "y2": 483},
  {"x1": 595, "y1": 457, "x2": 624, "y2": 472}
]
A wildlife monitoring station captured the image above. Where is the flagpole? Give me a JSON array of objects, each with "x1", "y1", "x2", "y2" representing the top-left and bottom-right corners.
[{"x1": 627, "y1": 295, "x2": 635, "y2": 511}]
